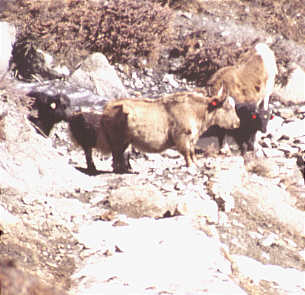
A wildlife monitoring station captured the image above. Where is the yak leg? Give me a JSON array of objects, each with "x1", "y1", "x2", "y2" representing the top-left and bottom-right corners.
[
  {"x1": 102, "y1": 105, "x2": 131, "y2": 173},
  {"x1": 112, "y1": 143, "x2": 131, "y2": 173},
  {"x1": 84, "y1": 146, "x2": 97, "y2": 172},
  {"x1": 217, "y1": 129, "x2": 226, "y2": 150},
  {"x1": 175, "y1": 134, "x2": 198, "y2": 167},
  {"x1": 189, "y1": 145, "x2": 199, "y2": 166}
]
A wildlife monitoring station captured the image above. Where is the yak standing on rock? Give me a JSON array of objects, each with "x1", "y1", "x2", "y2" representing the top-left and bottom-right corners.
[{"x1": 101, "y1": 87, "x2": 240, "y2": 173}]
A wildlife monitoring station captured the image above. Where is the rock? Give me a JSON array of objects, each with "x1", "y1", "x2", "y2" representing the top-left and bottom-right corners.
[
  {"x1": 15, "y1": 79, "x2": 109, "y2": 108},
  {"x1": 277, "y1": 108, "x2": 295, "y2": 119},
  {"x1": 296, "y1": 105, "x2": 305, "y2": 114},
  {"x1": 275, "y1": 64, "x2": 305, "y2": 105},
  {"x1": 72, "y1": 217, "x2": 246, "y2": 295},
  {"x1": 232, "y1": 255, "x2": 305, "y2": 294},
  {"x1": 233, "y1": 178, "x2": 305, "y2": 237},
  {"x1": 279, "y1": 119, "x2": 305, "y2": 140},
  {"x1": 0, "y1": 205, "x2": 20, "y2": 231},
  {"x1": 177, "y1": 197, "x2": 219, "y2": 223},
  {"x1": 0, "y1": 259, "x2": 68, "y2": 295},
  {"x1": 261, "y1": 147, "x2": 285, "y2": 158},
  {"x1": 259, "y1": 233, "x2": 279, "y2": 247},
  {"x1": 245, "y1": 157, "x2": 280, "y2": 178},
  {"x1": 36, "y1": 49, "x2": 70, "y2": 78},
  {"x1": 265, "y1": 115, "x2": 284, "y2": 140},
  {"x1": 207, "y1": 156, "x2": 245, "y2": 212},
  {"x1": 107, "y1": 185, "x2": 178, "y2": 218},
  {"x1": 163, "y1": 73, "x2": 180, "y2": 88},
  {"x1": 0, "y1": 22, "x2": 16, "y2": 76},
  {"x1": 69, "y1": 52, "x2": 129, "y2": 99}
]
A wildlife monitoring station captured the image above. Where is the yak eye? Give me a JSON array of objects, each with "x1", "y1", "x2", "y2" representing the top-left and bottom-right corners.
[
  {"x1": 50, "y1": 102, "x2": 57, "y2": 110},
  {"x1": 251, "y1": 114, "x2": 257, "y2": 119},
  {"x1": 208, "y1": 99, "x2": 223, "y2": 112},
  {"x1": 210, "y1": 100, "x2": 218, "y2": 107}
]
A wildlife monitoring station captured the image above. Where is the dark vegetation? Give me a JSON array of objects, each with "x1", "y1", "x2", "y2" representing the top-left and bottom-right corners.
[
  {"x1": 2, "y1": 0, "x2": 304, "y2": 85},
  {"x1": 169, "y1": 32, "x2": 255, "y2": 86},
  {"x1": 155, "y1": 0, "x2": 305, "y2": 46},
  {"x1": 2, "y1": 0, "x2": 174, "y2": 72}
]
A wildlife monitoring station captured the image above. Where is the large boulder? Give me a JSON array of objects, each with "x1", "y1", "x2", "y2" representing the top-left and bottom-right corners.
[
  {"x1": 69, "y1": 52, "x2": 129, "y2": 99},
  {"x1": 275, "y1": 64, "x2": 305, "y2": 105},
  {"x1": 13, "y1": 52, "x2": 129, "y2": 108},
  {"x1": 0, "y1": 22, "x2": 16, "y2": 76},
  {"x1": 106, "y1": 184, "x2": 177, "y2": 218}
]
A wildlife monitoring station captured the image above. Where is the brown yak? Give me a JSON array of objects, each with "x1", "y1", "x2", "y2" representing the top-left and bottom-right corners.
[{"x1": 101, "y1": 87, "x2": 240, "y2": 173}]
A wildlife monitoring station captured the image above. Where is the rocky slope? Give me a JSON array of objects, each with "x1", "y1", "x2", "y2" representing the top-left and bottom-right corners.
[{"x1": 0, "y1": 1, "x2": 305, "y2": 294}]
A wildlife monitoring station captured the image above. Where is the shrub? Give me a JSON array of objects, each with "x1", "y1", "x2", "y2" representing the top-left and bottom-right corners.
[
  {"x1": 169, "y1": 30, "x2": 254, "y2": 86},
  {"x1": 2, "y1": 0, "x2": 174, "y2": 71}
]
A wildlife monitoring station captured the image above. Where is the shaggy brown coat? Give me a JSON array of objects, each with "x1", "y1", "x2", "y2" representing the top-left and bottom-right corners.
[
  {"x1": 101, "y1": 88, "x2": 240, "y2": 172},
  {"x1": 207, "y1": 43, "x2": 277, "y2": 110}
]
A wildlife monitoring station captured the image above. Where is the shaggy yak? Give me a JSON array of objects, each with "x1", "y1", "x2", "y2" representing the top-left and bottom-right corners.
[
  {"x1": 27, "y1": 91, "x2": 119, "y2": 174},
  {"x1": 101, "y1": 87, "x2": 240, "y2": 173},
  {"x1": 204, "y1": 42, "x2": 277, "y2": 153}
]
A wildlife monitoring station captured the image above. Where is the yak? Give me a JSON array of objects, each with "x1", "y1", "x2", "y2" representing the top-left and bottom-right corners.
[{"x1": 101, "y1": 87, "x2": 240, "y2": 173}]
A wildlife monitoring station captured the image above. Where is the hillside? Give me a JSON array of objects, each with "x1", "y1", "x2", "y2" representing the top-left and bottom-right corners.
[{"x1": 0, "y1": 1, "x2": 304, "y2": 294}]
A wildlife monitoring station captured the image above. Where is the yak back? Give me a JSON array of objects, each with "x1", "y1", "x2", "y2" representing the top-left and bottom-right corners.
[
  {"x1": 101, "y1": 90, "x2": 238, "y2": 154},
  {"x1": 207, "y1": 50, "x2": 268, "y2": 105}
]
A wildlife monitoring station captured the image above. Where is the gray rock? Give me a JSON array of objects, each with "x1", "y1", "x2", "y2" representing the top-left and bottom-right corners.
[
  {"x1": 207, "y1": 156, "x2": 245, "y2": 212},
  {"x1": 0, "y1": 22, "x2": 16, "y2": 76},
  {"x1": 232, "y1": 255, "x2": 305, "y2": 294},
  {"x1": 233, "y1": 178, "x2": 305, "y2": 237},
  {"x1": 0, "y1": 205, "x2": 20, "y2": 230},
  {"x1": 69, "y1": 52, "x2": 129, "y2": 99},
  {"x1": 11, "y1": 39, "x2": 69, "y2": 81},
  {"x1": 275, "y1": 64, "x2": 305, "y2": 105},
  {"x1": 107, "y1": 184, "x2": 178, "y2": 218},
  {"x1": 15, "y1": 79, "x2": 109, "y2": 108}
]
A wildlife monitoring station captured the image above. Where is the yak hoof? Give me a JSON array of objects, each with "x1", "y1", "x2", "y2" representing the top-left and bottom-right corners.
[{"x1": 113, "y1": 162, "x2": 132, "y2": 174}]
